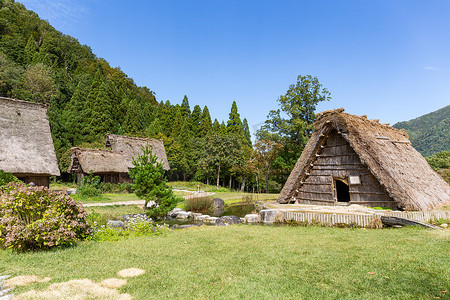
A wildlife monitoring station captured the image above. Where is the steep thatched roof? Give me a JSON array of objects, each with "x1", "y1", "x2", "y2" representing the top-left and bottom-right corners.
[
  {"x1": 106, "y1": 134, "x2": 170, "y2": 171},
  {"x1": 0, "y1": 97, "x2": 60, "y2": 176},
  {"x1": 278, "y1": 108, "x2": 450, "y2": 211},
  {"x1": 68, "y1": 148, "x2": 129, "y2": 174}
]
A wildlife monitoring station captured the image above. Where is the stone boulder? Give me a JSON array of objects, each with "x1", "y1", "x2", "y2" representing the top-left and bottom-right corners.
[
  {"x1": 176, "y1": 211, "x2": 193, "y2": 219},
  {"x1": 213, "y1": 198, "x2": 224, "y2": 209},
  {"x1": 244, "y1": 214, "x2": 260, "y2": 223},
  {"x1": 107, "y1": 220, "x2": 125, "y2": 229},
  {"x1": 168, "y1": 208, "x2": 185, "y2": 218},
  {"x1": 259, "y1": 209, "x2": 280, "y2": 223},
  {"x1": 215, "y1": 215, "x2": 241, "y2": 226}
]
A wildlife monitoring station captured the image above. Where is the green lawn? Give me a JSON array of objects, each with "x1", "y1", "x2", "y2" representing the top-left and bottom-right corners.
[
  {"x1": 1, "y1": 226, "x2": 448, "y2": 299},
  {"x1": 73, "y1": 193, "x2": 142, "y2": 204}
]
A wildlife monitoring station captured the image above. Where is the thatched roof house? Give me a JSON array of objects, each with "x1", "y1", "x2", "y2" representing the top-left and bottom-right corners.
[
  {"x1": 0, "y1": 97, "x2": 60, "y2": 187},
  {"x1": 68, "y1": 134, "x2": 169, "y2": 184},
  {"x1": 278, "y1": 108, "x2": 450, "y2": 211},
  {"x1": 105, "y1": 134, "x2": 170, "y2": 170}
]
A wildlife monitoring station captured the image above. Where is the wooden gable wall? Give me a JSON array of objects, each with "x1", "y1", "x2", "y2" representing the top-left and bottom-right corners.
[{"x1": 294, "y1": 130, "x2": 398, "y2": 209}]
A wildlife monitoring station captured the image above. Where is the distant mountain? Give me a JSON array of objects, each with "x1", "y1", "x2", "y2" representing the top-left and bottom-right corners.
[{"x1": 393, "y1": 105, "x2": 450, "y2": 157}]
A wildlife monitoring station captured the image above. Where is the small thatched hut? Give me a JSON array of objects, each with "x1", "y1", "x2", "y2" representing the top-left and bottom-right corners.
[
  {"x1": 68, "y1": 134, "x2": 169, "y2": 184},
  {"x1": 0, "y1": 97, "x2": 60, "y2": 187},
  {"x1": 278, "y1": 108, "x2": 450, "y2": 211}
]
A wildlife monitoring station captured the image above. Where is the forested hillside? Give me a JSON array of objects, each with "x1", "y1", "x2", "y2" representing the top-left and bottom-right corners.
[
  {"x1": 0, "y1": 0, "x2": 253, "y2": 188},
  {"x1": 393, "y1": 105, "x2": 450, "y2": 156}
]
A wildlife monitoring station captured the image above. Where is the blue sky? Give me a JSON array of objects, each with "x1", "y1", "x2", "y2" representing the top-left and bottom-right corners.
[{"x1": 19, "y1": 0, "x2": 450, "y2": 136}]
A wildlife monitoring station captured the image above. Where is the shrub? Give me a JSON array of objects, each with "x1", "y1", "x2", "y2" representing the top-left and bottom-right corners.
[
  {"x1": 77, "y1": 171, "x2": 101, "y2": 197},
  {"x1": 129, "y1": 146, "x2": 182, "y2": 219},
  {"x1": 0, "y1": 170, "x2": 20, "y2": 186},
  {"x1": 184, "y1": 196, "x2": 213, "y2": 212},
  {"x1": 0, "y1": 182, "x2": 92, "y2": 251}
]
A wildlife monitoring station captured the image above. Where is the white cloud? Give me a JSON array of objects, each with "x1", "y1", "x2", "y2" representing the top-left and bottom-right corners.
[{"x1": 424, "y1": 66, "x2": 438, "y2": 71}]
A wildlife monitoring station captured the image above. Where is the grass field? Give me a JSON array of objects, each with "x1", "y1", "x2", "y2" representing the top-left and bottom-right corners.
[{"x1": 1, "y1": 226, "x2": 448, "y2": 299}]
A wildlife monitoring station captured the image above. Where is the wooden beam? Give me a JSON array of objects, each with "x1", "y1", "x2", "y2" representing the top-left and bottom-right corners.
[{"x1": 381, "y1": 216, "x2": 444, "y2": 230}]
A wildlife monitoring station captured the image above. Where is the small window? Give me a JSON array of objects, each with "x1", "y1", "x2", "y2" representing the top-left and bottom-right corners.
[{"x1": 348, "y1": 175, "x2": 361, "y2": 185}]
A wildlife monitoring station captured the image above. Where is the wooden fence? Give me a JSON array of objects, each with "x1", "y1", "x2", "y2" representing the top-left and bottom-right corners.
[{"x1": 282, "y1": 210, "x2": 450, "y2": 227}]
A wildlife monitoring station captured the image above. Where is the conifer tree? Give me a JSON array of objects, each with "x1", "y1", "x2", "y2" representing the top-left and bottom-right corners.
[
  {"x1": 181, "y1": 95, "x2": 191, "y2": 119},
  {"x1": 171, "y1": 105, "x2": 184, "y2": 138},
  {"x1": 212, "y1": 119, "x2": 221, "y2": 134},
  {"x1": 190, "y1": 104, "x2": 202, "y2": 135},
  {"x1": 242, "y1": 118, "x2": 252, "y2": 147},
  {"x1": 200, "y1": 105, "x2": 212, "y2": 136},
  {"x1": 227, "y1": 101, "x2": 243, "y2": 137}
]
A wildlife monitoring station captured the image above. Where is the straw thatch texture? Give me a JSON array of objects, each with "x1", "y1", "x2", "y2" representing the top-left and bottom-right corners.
[
  {"x1": 106, "y1": 134, "x2": 170, "y2": 171},
  {"x1": 0, "y1": 97, "x2": 60, "y2": 176},
  {"x1": 278, "y1": 108, "x2": 450, "y2": 211},
  {"x1": 68, "y1": 148, "x2": 129, "y2": 174}
]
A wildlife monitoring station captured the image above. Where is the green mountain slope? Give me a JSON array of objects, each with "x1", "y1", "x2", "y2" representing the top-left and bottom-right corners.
[
  {"x1": 393, "y1": 105, "x2": 450, "y2": 156},
  {"x1": 0, "y1": 0, "x2": 252, "y2": 184}
]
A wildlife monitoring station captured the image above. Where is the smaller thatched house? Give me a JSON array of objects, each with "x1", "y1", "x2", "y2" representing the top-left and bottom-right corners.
[
  {"x1": 68, "y1": 134, "x2": 169, "y2": 184},
  {"x1": 278, "y1": 108, "x2": 450, "y2": 211},
  {"x1": 0, "y1": 97, "x2": 60, "y2": 187}
]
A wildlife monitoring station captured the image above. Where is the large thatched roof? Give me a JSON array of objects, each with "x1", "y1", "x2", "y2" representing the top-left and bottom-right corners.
[
  {"x1": 106, "y1": 134, "x2": 170, "y2": 171},
  {"x1": 0, "y1": 97, "x2": 60, "y2": 176},
  {"x1": 278, "y1": 108, "x2": 450, "y2": 211},
  {"x1": 68, "y1": 148, "x2": 129, "y2": 174},
  {"x1": 68, "y1": 134, "x2": 170, "y2": 174}
]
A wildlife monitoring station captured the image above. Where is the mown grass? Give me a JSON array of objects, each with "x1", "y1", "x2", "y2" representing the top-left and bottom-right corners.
[
  {"x1": 84, "y1": 205, "x2": 143, "y2": 218},
  {"x1": 1, "y1": 226, "x2": 448, "y2": 299},
  {"x1": 74, "y1": 193, "x2": 142, "y2": 204}
]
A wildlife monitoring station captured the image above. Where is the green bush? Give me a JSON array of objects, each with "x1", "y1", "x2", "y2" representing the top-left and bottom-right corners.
[
  {"x1": 0, "y1": 170, "x2": 20, "y2": 186},
  {"x1": 184, "y1": 196, "x2": 213, "y2": 212},
  {"x1": 0, "y1": 183, "x2": 91, "y2": 251},
  {"x1": 77, "y1": 171, "x2": 101, "y2": 197}
]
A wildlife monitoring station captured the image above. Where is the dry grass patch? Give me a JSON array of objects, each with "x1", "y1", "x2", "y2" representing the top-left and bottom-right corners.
[
  {"x1": 117, "y1": 268, "x2": 145, "y2": 278},
  {"x1": 100, "y1": 278, "x2": 127, "y2": 289},
  {"x1": 16, "y1": 279, "x2": 131, "y2": 300},
  {"x1": 5, "y1": 275, "x2": 51, "y2": 288}
]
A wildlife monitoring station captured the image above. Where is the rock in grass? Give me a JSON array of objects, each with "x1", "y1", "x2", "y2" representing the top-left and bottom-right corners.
[
  {"x1": 215, "y1": 216, "x2": 241, "y2": 226},
  {"x1": 245, "y1": 214, "x2": 260, "y2": 223},
  {"x1": 260, "y1": 209, "x2": 280, "y2": 223},
  {"x1": 107, "y1": 220, "x2": 125, "y2": 229},
  {"x1": 213, "y1": 198, "x2": 224, "y2": 209}
]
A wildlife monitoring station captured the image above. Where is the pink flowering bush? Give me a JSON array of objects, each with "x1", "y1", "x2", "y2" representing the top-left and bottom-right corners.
[{"x1": 0, "y1": 182, "x2": 91, "y2": 251}]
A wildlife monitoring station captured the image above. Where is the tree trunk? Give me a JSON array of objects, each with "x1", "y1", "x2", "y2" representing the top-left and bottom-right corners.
[
  {"x1": 229, "y1": 176, "x2": 232, "y2": 189},
  {"x1": 206, "y1": 177, "x2": 209, "y2": 186},
  {"x1": 216, "y1": 163, "x2": 221, "y2": 190},
  {"x1": 240, "y1": 176, "x2": 246, "y2": 192}
]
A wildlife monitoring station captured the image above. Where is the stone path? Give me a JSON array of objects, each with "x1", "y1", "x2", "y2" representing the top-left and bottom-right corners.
[{"x1": 84, "y1": 190, "x2": 215, "y2": 207}]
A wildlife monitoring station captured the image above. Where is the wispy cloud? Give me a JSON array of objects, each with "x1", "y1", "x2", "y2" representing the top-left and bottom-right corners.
[
  {"x1": 19, "y1": 0, "x2": 89, "y2": 32},
  {"x1": 424, "y1": 66, "x2": 438, "y2": 71}
]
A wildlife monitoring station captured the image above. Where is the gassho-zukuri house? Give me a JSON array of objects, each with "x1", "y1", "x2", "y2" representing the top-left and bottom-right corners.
[
  {"x1": 0, "y1": 97, "x2": 60, "y2": 187},
  {"x1": 68, "y1": 134, "x2": 170, "y2": 184},
  {"x1": 277, "y1": 108, "x2": 450, "y2": 211}
]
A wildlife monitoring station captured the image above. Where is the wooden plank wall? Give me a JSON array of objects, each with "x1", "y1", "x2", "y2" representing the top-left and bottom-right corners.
[
  {"x1": 282, "y1": 211, "x2": 450, "y2": 227},
  {"x1": 295, "y1": 131, "x2": 397, "y2": 208}
]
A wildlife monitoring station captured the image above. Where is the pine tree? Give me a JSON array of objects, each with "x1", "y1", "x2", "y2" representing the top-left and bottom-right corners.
[
  {"x1": 227, "y1": 101, "x2": 243, "y2": 137},
  {"x1": 171, "y1": 105, "x2": 184, "y2": 138},
  {"x1": 212, "y1": 119, "x2": 221, "y2": 134},
  {"x1": 200, "y1": 105, "x2": 212, "y2": 136},
  {"x1": 190, "y1": 105, "x2": 202, "y2": 136},
  {"x1": 181, "y1": 95, "x2": 191, "y2": 119},
  {"x1": 242, "y1": 118, "x2": 252, "y2": 147}
]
